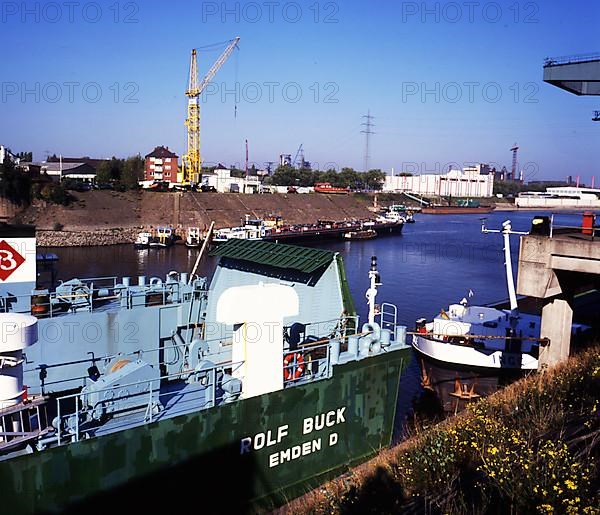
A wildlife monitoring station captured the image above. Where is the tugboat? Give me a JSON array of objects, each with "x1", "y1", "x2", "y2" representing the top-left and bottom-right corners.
[
  {"x1": 343, "y1": 229, "x2": 377, "y2": 240},
  {"x1": 133, "y1": 231, "x2": 152, "y2": 249},
  {"x1": 0, "y1": 225, "x2": 412, "y2": 513},
  {"x1": 185, "y1": 227, "x2": 202, "y2": 248},
  {"x1": 149, "y1": 227, "x2": 176, "y2": 248}
]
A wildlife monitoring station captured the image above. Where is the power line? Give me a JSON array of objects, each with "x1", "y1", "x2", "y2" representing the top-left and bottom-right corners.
[{"x1": 361, "y1": 110, "x2": 375, "y2": 172}]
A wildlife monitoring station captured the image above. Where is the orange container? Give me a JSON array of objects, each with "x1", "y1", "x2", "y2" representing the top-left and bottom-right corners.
[{"x1": 582, "y1": 211, "x2": 595, "y2": 236}]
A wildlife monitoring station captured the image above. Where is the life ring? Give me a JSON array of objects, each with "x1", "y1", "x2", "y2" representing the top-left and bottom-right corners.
[{"x1": 283, "y1": 352, "x2": 305, "y2": 381}]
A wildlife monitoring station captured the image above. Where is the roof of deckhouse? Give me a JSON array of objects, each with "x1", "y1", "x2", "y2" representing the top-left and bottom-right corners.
[{"x1": 210, "y1": 239, "x2": 335, "y2": 274}]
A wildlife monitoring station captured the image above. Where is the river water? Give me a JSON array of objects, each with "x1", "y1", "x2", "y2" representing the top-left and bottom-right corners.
[{"x1": 40, "y1": 210, "x2": 591, "y2": 437}]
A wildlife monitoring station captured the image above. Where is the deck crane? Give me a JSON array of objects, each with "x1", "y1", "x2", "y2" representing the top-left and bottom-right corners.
[{"x1": 181, "y1": 37, "x2": 240, "y2": 187}]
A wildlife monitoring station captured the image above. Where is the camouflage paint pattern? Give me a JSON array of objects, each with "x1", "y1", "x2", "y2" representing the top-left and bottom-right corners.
[{"x1": 0, "y1": 347, "x2": 411, "y2": 513}]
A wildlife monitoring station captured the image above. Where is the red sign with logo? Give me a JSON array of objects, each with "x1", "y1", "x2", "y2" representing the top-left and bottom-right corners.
[{"x1": 0, "y1": 240, "x2": 25, "y2": 281}]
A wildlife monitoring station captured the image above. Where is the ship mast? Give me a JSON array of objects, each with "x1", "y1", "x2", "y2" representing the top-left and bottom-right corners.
[
  {"x1": 481, "y1": 219, "x2": 529, "y2": 314},
  {"x1": 366, "y1": 256, "x2": 381, "y2": 324}
]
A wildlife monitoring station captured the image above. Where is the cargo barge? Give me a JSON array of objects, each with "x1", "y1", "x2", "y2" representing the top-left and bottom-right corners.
[{"x1": 212, "y1": 213, "x2": 404, "y2": 244}]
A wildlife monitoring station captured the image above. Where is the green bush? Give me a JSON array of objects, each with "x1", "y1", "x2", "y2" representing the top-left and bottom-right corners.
[{"x1": 38, "y1": 183, "x2": 70, "y2": 205}]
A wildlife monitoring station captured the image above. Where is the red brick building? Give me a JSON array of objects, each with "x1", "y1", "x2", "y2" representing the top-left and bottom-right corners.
[{"x1": 144, "y1": 146, "x2": 179, "y2": 183}]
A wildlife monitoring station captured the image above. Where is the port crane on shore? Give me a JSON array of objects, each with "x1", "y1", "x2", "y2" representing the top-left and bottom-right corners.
[
  {"x1": 292, "y1": 144, "x2": 304, "y2": 168},
  {"x1": 181, "y1": 37, "x2": 240, "y2": 187}
]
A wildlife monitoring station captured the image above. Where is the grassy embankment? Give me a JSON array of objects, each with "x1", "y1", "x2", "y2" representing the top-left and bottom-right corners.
[{"x1": 287, "y1": 347, "x2": 600, "y2": 514}]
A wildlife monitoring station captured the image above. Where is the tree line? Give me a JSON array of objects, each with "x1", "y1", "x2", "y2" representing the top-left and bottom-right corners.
[
  {"x1": 263, "y1": 166, "x2": 386, "y2": 190},
  {"x1": 93, "y1": 155, "x2": 145, "y2": 190},
  {"x1": 0, "y1": 159, "x2": 31, "y2": 205}
]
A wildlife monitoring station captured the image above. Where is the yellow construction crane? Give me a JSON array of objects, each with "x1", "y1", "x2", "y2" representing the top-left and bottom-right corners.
[{"x1": 180, "y1": 37, "x2": 240, "y2": 187}]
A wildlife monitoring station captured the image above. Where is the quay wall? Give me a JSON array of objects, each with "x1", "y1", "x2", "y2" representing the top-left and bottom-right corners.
[{"x1": 16, "y1": 191, "x2": 387, "y2": 247}]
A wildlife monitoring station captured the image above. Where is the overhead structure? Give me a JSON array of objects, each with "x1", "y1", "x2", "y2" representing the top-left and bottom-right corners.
[
  {"x1": 292, "y1": 144, "x2": 304, "y2": 168},
  {"x1": 543, "y1": 53, "x2": 600, "y2": 95},
  {"x1": 181, "y1": 37, "x2": 240, "y2": 186},
  {"x1": 510, "y1": 143, "x2": 519, "y2": 181},
  {"x1": 361, "y1": 110, "x2": 375, "y2": 172}
]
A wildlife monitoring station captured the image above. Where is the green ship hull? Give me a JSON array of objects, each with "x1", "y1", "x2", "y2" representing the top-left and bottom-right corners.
[{"x1": 0, "y1": 348, "x2": 411, "y2": 513}]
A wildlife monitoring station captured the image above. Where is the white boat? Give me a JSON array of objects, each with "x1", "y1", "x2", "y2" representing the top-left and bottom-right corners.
[
  {"x1": 134, "y1": 232, "x2": 152, "y2": 249},
  {"x1": 411, "y1": 220, "x2": 586, "y2": 370},
  {"x1": 185, "y1": 227, "x2": 202, "y2": 248},
  {"x1": 375, "y1": 211, "x2": 404, "y2": 225},
  {"x1": 412, "y1": 302, "x2": 542, "y2": 369},
  {"x1": 149, "y1": 227, "x2": 176, "y2": 248},
  {"x1": 383, "y1": 205, "x2": 416, "y2": 223},
  {"x1": 212, "y1": 215, "x2": 271, "y2": 244}
]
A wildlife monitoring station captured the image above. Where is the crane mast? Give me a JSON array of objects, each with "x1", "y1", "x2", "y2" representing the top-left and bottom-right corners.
[{"x1": 181, "y1": 37, "x2": 240, "y2": 186}]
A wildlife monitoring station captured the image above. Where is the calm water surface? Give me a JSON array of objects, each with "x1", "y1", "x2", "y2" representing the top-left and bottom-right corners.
[{"x1": 41, "y1": 210, "x2": 589, "y2": 436}]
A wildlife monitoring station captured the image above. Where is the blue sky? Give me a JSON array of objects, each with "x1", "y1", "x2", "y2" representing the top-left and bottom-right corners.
[{"x1": 1, "y1": 0, "x2": 598, "y2": 181}]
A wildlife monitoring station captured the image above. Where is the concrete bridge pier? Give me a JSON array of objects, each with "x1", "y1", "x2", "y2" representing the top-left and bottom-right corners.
[
  {"x1": 539, "y1": 296, "x2": 573, "y2": 368},
  {"x1": 517, "y1": 222, "x2": 600, "y2": 367}
]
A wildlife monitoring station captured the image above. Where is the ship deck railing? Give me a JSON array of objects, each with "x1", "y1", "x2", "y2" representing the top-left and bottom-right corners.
[
  {"x1": 23, "y1": 316, "x2": 358, "y2": 396},
  {"x1": 27, "y1": 333, "x2": 222, "y2": 393},
  {"x1": 410, "y1": 330, "x2": 549, "y2": 349},
  {"x1": 51, "y1": 332, "x2": 349, "y2": 446},
  {"x1": 52, "y1": 359, "x2": 246, "y2": 447},
  {"x1": 1, "y1": 275, "x2": 207, "y2": 318},
  {"x1": 284, "y1": 315, "x2": 360, "y2": 347},
  {"x1": 1, "y1": 317, "x2": 396, "y2": 454},
  {"x1": 0, "y1": 397, "x2": 51, "y2": 453},
  {"x1": 283, "y1": 340, "x2": 332, "y2": 387}
]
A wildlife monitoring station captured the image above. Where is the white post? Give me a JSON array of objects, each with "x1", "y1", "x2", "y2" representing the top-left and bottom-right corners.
[
  {"x1": 502, "y1": 222, "x2": 518, "y2": 312},
  {"x1": 366, "y1": 256, "x2": 380, "y2": 325},
  {"x1": 481, "y1": 220, "x2": 528, "y2": 315}
]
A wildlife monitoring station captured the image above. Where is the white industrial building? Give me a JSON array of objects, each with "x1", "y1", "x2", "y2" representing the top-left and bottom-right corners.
[
  {"x1": 516, "y1": 187, "x2": 600, "y2": 208},
  {"x1": 384, "y1": 164, "x2": 495, "y2": 198},
  {"x1": 0, "y1": 145, "x2": 18, "y2": 166},
  {"x1": 202, "y1": 168, "x2": 261, "y2": 194}
]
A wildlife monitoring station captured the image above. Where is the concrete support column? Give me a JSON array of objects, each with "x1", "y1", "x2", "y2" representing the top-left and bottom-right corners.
[{"x1": 539, "y1": 297, "x2": 573, "y2": 368}]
